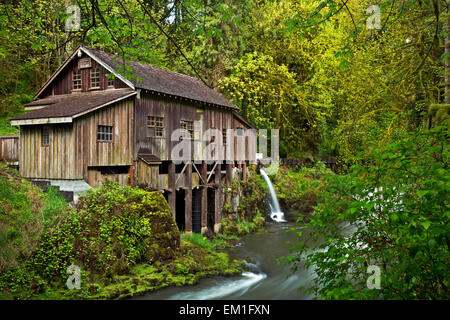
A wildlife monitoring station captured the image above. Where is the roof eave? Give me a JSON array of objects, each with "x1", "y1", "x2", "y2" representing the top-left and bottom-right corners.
[{"x1": 11, "y1": 91, "x2": 137, "y2": 126}]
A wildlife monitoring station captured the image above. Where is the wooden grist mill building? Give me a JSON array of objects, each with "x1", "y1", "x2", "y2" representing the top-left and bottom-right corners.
[{"x1": 10, "y1": 46, "x2": 257, "y2": 234}]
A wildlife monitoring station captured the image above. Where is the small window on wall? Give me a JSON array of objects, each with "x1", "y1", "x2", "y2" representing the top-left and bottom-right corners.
[
  {"x1": 107, "y1": 73, "x2": 114, "y2": 87},
  {"x1": 180, "y1": 120, "x2": 194, "y2": 139},
  {"x1": 237, "y1": 127, "x2": 244, "y2": 136},
  {"x1": 147, "y1": 116, "x2": 164, "y2": 137},
  {"x1": 72, "y1": 69, "x2": 82, "y2": 90},
  {"x1": 90, "y1": 67, "x2": 100, "y2": 88},
  {"x1": 97, "y1": 125, "x2": 113, "y2": 142},
  {"x1": 222, "y1": 128, "x2": 227, "y2": 145},
  {"x1": 42, "y1": 126, "x2": 50, "y2": 146}
]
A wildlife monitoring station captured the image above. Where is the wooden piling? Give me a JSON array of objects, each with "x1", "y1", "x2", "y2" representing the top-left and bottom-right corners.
[
  {"x1": 201, "y1": 161, "x2": 208, "y2": 234},
  {"x1": 168, "y1": 161, "x2": 176, "y2": 219},
  {"x1": 214, "y1": 161, "x2": 222, "y2": 233},
  {"x1": 226, "y1": 163, "x2": 232, "y2": 186},
  {"x1": 185, "y1": 161, "x2": 192, "y2": 233}
]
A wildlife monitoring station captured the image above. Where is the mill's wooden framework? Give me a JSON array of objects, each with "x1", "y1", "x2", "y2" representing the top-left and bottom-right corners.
[{"x1": 9, "y1": 46, "x2": 256, "y2": 233}]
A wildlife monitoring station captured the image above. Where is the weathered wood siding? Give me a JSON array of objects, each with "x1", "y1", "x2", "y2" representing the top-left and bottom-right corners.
[
  {"x1": 0, "y1": 135, "x2": 19, "y2": 162},
  {"x1": 40, "y1": 52, "x2": 127, "y2": 98},
  {"x1": 136, "y1": 160, "x2": 160, "y2": 189},
  {"x1": 19, "y1": 124, "x2": 75, "y2": 179},
  {"x1": 74, "y1": 97, "x2": 134, "y2": 180},
  {"x1": 87, "y1": 169, "x2": 129, "y2": 188},
  {"x1": 135, "y1": 93, "x2": 234, "y2": 161},
  {"x1": 19, "y1": 97, "x2": 134, "y2": 181}
]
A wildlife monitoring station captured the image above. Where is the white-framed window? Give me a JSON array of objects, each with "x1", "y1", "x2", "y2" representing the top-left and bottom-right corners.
[
  {"x1": 147, "y1": 116, "x2": 164, "y2": 137},
  {"x1": 90, "y1": 67, "x2": 100, "y2": 88},
  {"x1": 72, "y1": 69, "x2": 82, "y2": 90},
  {"x1": 97, "y1": 125, "x2": 113, "y2": 142}
]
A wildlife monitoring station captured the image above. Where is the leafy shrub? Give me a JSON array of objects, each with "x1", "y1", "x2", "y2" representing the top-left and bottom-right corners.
[
  {"x1": 0, "y1": 164, "x2": 46, "y2": 272},
  {"x1": 272, "y1": 163, "x2": 333, "y2": 218},
  {"x1": 29, "y1": 181, "x2": 180, "y2": 284},
  {"x1": 283, "y1": 126, "x2": 449, "y2": 299}
]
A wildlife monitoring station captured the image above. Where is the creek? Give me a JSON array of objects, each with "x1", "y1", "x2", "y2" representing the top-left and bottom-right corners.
[{"x1": 135, "y1": 220, "x2": 315, "y2": 300}]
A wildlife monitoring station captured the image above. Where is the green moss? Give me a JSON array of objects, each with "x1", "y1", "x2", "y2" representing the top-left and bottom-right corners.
[
  {"x1": 221, "y1": 166, "x2": 267, "y2": 237},
  {"x1": 1, "y1": 179, "x2": 244, "y2": 300},
  {"x1": 28, "y1": 240, "x2": 243, "y2": 300}
]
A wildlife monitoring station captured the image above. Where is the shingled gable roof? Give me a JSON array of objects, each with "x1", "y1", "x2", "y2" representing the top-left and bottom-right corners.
[
  {"x1": 11, "y1": 89, "x2": 136, "y2": 124},
  {"x1": 82, "y1": 47, "x2": 238, "y2": 110},
  {"x1": 32, "y1": 46, "x2": 238, "y2": 110}
]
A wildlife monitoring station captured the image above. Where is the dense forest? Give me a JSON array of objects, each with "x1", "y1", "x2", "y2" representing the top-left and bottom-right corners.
[{"x1": 1, "y1": 0, "x2": 448, "y2": 160}]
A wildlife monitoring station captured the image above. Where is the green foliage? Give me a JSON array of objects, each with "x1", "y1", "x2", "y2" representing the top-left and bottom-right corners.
[
  {"x1": 182, "y1": 232, "x2": 214, "y2": 250},
  {"x1": 0, "y1": 164, "x2": 68, "y2": 274},
  {"x1": 283, "y1": 126, "x2": 450, "y2": 299},
  {"x1": 1, "y1": 181, "x2": 180, "y2": 298},
  {"x1": 271, "y1": 163, "x2": 333, "y2": 220},
  {"x1": 0, "y1": 116, "x2": 19, "y2": 135},
  {"x1": 222, "y1": 167, "x2": 267, "y2": 236},
  {"x1": 31, "y1": 181, "x2": 180, "y2": 282}
]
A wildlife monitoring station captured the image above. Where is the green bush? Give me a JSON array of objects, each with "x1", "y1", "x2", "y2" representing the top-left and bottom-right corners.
[
  {"x1": 272, "y1": 163, "x2": 333, "y2": 219},
  {"x1": 29, "y1": 181, "x2": 180, "y2": 283},
  {"x1": 0, "y1": 165, "x2": 47, "y2": 273},
  {"x1": 283, "y1": 126, "x2": 450, "y2": 299}
]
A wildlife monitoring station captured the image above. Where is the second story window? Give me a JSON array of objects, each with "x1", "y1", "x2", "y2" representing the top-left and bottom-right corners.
[
  {"x1": 107, "y1": 73, "x2": 114, "y2": 87},
  {"x1": 90, "y1": 67, "x2": 100, "y2": 89},
  {"x1": 147, "y1": 116, "x2": 164, "y2": 137},
  {"x1": 180, "y1": 120, "x2": 194, "y2": 139},
  {"x1": 72, "y1": 69, "x2": 82, "y2": 90},
  {"x1": 97, "y1": 125, "x2": 113, "y2": 142},
  {"x1": 42, "y1": 126, "x2": 50, "y2": 146}
]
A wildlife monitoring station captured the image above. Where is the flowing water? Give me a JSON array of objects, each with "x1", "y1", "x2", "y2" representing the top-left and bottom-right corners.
[
  {"x1": 260, "y1": 169, "x2": 286, "y2": 222},
  {"x1": 134, "y1": 171, "x2": 315, "y2": 300},
  {"x1": 135, "y1": 221, "x2": 315, "y2": 300}
]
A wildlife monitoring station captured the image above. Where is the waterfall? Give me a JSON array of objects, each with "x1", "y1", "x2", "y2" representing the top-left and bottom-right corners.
[{"x1": 260, "y1": 169, "x2": 286, "y2": 222}]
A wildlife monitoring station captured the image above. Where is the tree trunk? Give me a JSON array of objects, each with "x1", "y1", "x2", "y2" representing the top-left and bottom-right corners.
[{"x1": 445, "y1": 12, "x2": 450, "y2": 103}]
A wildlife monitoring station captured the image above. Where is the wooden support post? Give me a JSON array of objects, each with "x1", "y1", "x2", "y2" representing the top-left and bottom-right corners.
[
  {"x1": 226, "y1": 163, "x2": 232, "y2": 187},
  {"x1": 243, "y1": 161, "x2": 247, "y2": 182},
  {"x1": 168, "y1": 161, "x2": 176, "y2": 219},
  {"x1": 185, "y1": 162, "x2": 192, "y2": 233},
  {"x1": 225, "y1": 163, "x2": 233, "y2": 208},
  {"x1": 128, "y1": 163, "x2": 134, "y2": 186},
  {"x1": 214, "y1": 161, "x2": 222, "y2": 233},
  {"x1": 201, "y1": 161, "x2": 208, "y2": 234}
]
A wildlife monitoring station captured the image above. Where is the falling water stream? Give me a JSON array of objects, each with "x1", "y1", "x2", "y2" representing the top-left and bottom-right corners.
[
  {"x1": 134, "y1": 170, "x2": 315, "y2": 300},
  {"x1": 259, "y1": 169, "x2": 286, "y2": 222}
]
